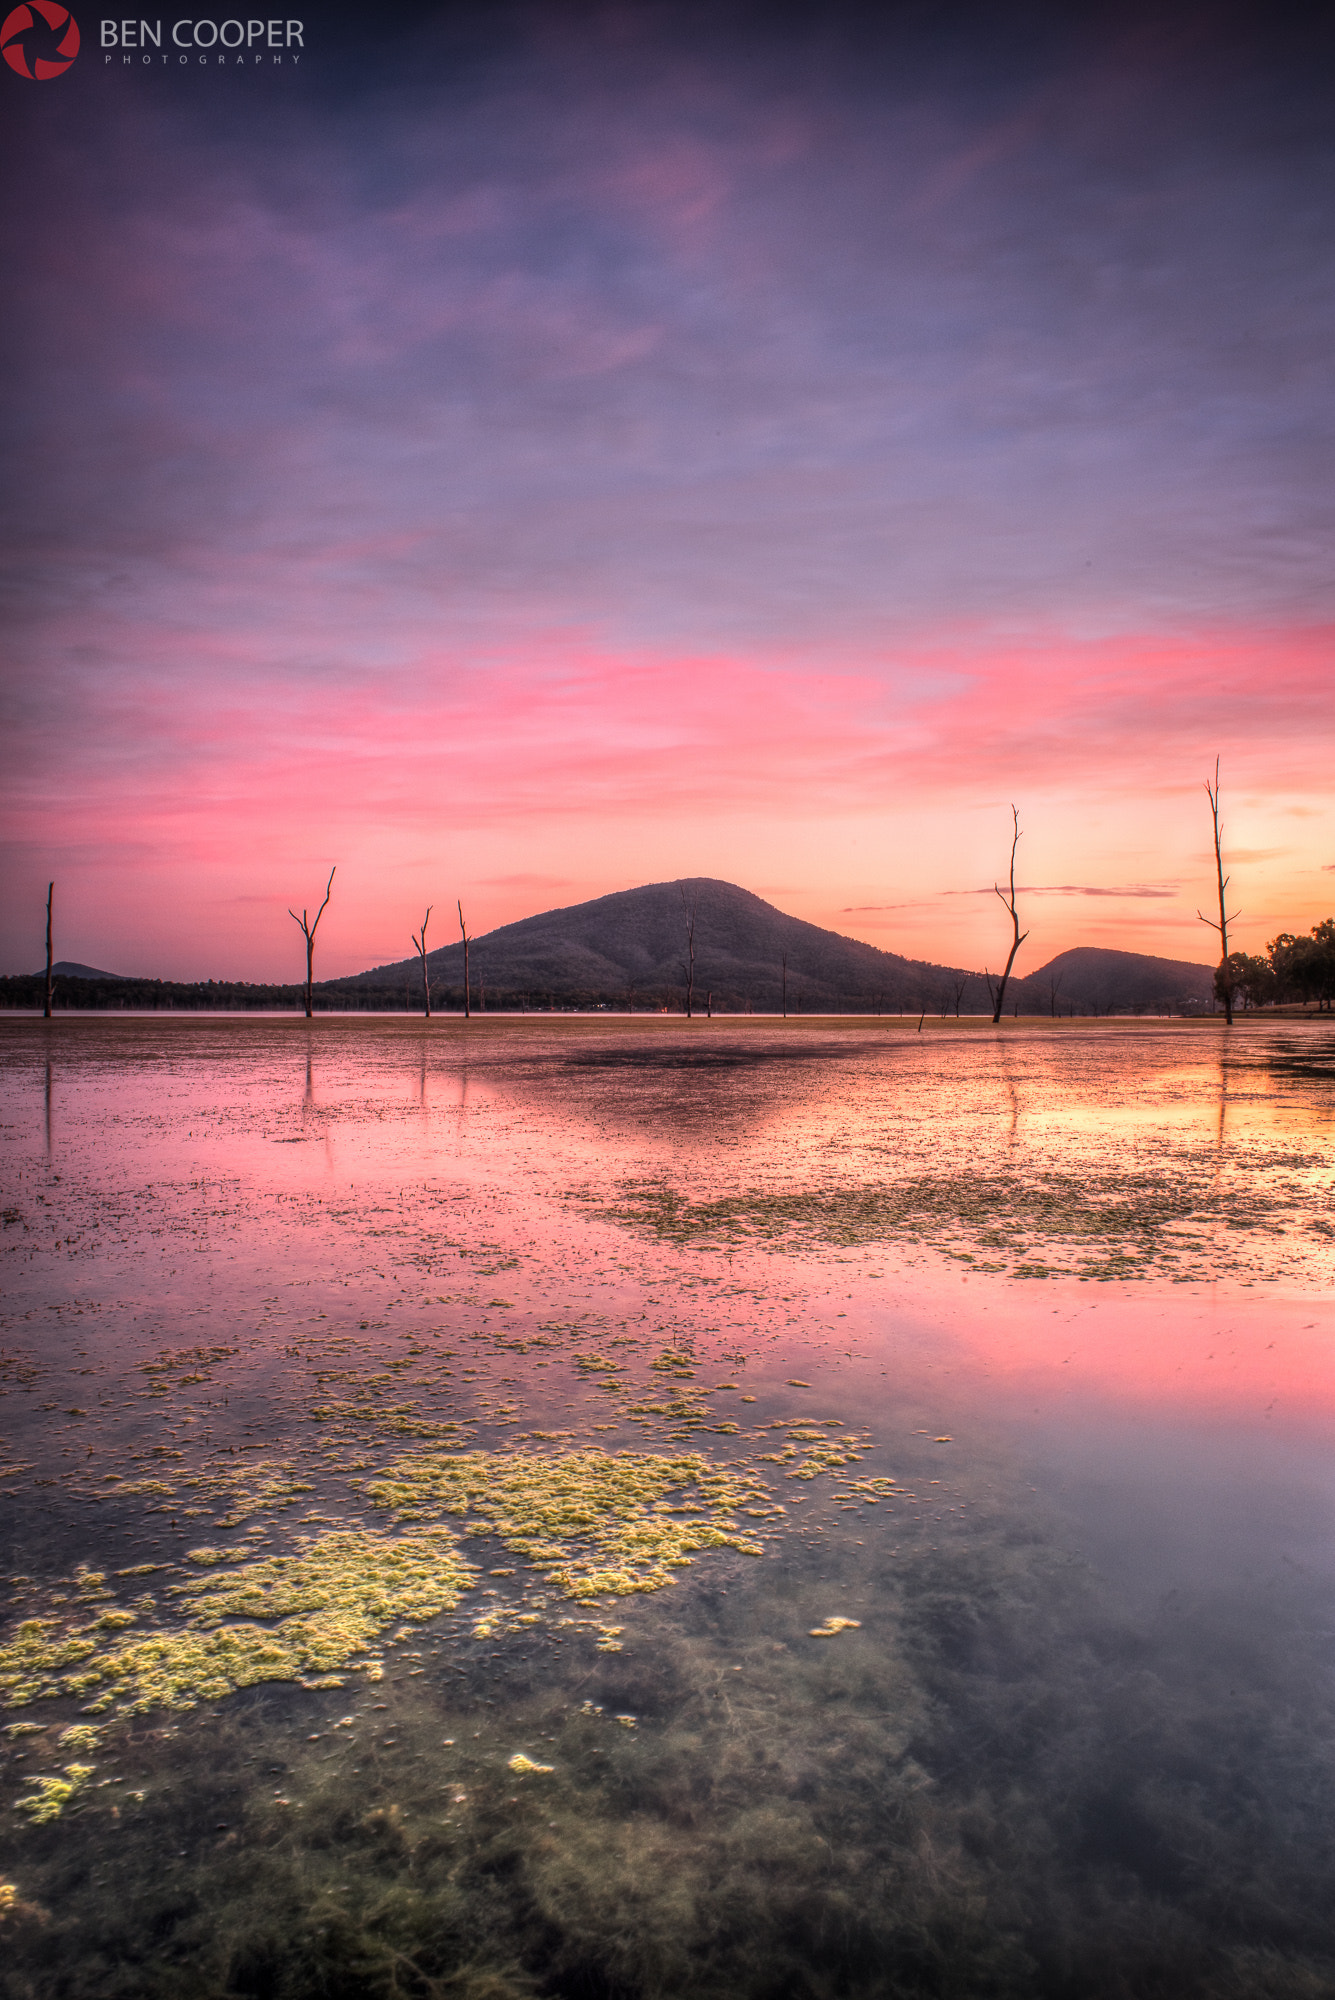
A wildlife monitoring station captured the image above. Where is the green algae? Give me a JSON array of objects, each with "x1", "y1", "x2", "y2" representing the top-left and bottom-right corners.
[
  {"x1": 16, "y1": 1345, "x2": 814, "y2": 1724},
  {"x1": 56, "y1": 1725, "x2": 101, "y2": 1752},
  {"x1": 593, "y1": 1157, "x2": 1335, "y2": 1285},
  {"x1": 1, "y1": 1528, "x2": 476, "y2": 1718},
  {"x1": 14, "y1": 1764, "x2": 93, "y2": 1823},
  {"x1": 365, "y1": 1449, "x2": 769, "y2": 1600}
]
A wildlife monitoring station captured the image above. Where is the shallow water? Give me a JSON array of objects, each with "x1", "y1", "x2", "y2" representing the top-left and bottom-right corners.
[{"x1": 1, "y1": 1015, "x2": 1333, "y2": 1999}]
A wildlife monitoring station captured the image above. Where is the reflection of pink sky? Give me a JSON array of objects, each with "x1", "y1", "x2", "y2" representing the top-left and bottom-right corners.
[
  {"x1": 16, "y1": 1017, "x2": 1333, "y2": 1452},
  {"x1": 855, "y1": 1272, "x2": 1335, "y2": 1437},
  {"x1": 5, "y1": 621, "x2": 1333, "y2": 980}
]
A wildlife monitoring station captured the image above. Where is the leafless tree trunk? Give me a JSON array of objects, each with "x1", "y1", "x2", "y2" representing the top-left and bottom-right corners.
[
  {"x1": 44, "y1": 882, "x2": 53, "y2": 1020},
  {"x1": 288, "y1": 866, "x2": 335, "y2": 1020},
  {"x1": 781, "y1": 950, "x2": 788, "y2": 1018},
  {"x1": 1197, "y1": 757, "x2": 1240, "y2": 1027},
  {"x1": 411, "y1": 907, "x2": 432, "y2": 1019},
  {"x1": 1047, "y1": 970, "x2": 1064, "y2": 1018},
  {"x1": 457, "y1": 901, "x2": 471, "y2": 1018},
  {"x1": 706, "y1": 988, "x2": 713, "y2": 1018},
  {"x1": 990, "y1": 808, "x2": 1029, "y2": 1023},
  {"x1": 951, "y1": 972, "x2": 968, "y2": 1018},
  {"x1": 680, "y1": 887, "x2": 697, "y2": 1018}
]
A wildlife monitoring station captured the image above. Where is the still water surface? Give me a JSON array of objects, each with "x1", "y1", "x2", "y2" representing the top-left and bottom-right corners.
[{"x1": 1, "y1": 1016, "x2": 1333, "y2": 1998}]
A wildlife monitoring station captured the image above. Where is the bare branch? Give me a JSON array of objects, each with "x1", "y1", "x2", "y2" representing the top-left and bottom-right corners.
[
  {"x1": 1198, "y1": 757, "x2": 1236, "y2": 1023},
  {"x1": 411, "y1": 905, "x2": 433, "y2": 1019},
  {"x1": 288, "y1": 866, "x2": 336, "y2": 1019},
  {"x1": 44, "y1": 881, "x2": 53, "y2": 1021},
  {"x1": 990, "y1": 807, "x2": 1029, "y2": 1023},
  {"x1": 458, "y1": 900, "x2": 471, "y2": 1020}
]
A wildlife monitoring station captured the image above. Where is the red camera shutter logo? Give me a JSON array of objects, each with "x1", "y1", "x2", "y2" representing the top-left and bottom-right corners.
[{"x1": 2, "y1": 1, "x2": 80, "y2": 78}]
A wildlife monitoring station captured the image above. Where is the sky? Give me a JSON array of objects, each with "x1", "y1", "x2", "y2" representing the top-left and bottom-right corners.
[{"x1": 2, "y1": 0, "x2": 1333, "y2": 982}]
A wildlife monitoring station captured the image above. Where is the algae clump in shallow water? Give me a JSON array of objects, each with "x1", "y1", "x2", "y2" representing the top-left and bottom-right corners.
[
  {"x1": 14, "y1": 1764, "x2": 94, "y2": 1823},
  {"x1": 364, "y1": 1448, "x2": 768, "y2": 1600},
  {"x1": 0, "y1": 1528, "x2": 475, "y2": 1718}
]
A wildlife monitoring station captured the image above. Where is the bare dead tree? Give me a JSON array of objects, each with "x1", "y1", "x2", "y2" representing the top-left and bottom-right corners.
[
  {"x1": 411, "y1": 906, "x2": 433, "y2": 1019},
  {"x1": 950, "y1": 972, "x2": 968, "y2": 1018},
  {"x1": 1047, "y1": 969, "x2": 1064, "y2": 1018},
  {"x1": 288, "y1": 866, "x2": 335, "y2": 1021},
  {"x1": 781, "y1": 949, "x2": 788, "y2": 1019},
  {"x1": 990, "y1": 808, "x2": 1029, "y2": 1023},
  {"x1": 680, "y1": 887, "x2": 697, "y2": 1018},
  {"x1": 457, "y1": 900, "x2": 471, "y2": 1019},
  {"x1": 44, "y1": 882, "x2": 53, "y2": 1020},
  {"x1": 706, "y1": 988, "x2": 713, "y2": 1019},
  {"x1": 1197, "y1": 757, "x2": 1241, "y2": 1027}
]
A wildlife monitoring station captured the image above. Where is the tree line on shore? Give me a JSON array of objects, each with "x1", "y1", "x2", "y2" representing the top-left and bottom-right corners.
[
  {"x1": 3, "y1": 930, "x2": 1330, "y2": 1018},
  {"x1": 1216, "y1": 923, "x2": 1335, "y2": 1012}
]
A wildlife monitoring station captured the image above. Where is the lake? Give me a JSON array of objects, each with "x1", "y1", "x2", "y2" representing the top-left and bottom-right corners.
[{"x1": 1, "y1": 1014, "x2": 1333, "y2": 1999}]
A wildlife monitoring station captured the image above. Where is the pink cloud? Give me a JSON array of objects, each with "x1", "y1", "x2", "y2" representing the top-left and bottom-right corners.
[{"x1": 4, "y1": 617, "x2": 1332, "y2": 978}]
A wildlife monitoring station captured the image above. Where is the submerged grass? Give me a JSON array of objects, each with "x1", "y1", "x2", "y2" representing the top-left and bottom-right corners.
[{"x1": 4, "y1": 1510, "x2": 1334, "y2": 2000}]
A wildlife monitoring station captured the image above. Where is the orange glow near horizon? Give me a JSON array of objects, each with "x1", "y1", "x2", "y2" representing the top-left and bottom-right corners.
[{"x1": 4, "y1": 622, "x2": 1332, "y2": 982}]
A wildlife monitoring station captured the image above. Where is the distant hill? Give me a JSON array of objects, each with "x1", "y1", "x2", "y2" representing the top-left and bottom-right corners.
[
  {"x1": 343, "y1": 877, "x2": 990, "y2": 1013},
  {"x1": 38, "y1": 961, "x2": 128, "y2": 980},
  {"x1": 1020, "y1": 946, "x2": 1215, "y2": 1015},
  {"x1": 1, "y1": 881, "x2": 1221, "y2": 1014},
  {"x1": 340, "y1": 876, "x2": 1217, "y2": 1015}
]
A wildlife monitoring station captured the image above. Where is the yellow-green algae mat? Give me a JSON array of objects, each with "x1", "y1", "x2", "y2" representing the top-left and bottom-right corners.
[
  {"x1": 362, "y1": 1447, "x2": 771, "y2": 1597},
  {"x1": 0, "y1": 1449, "x2": 769, "y2": 1733}
]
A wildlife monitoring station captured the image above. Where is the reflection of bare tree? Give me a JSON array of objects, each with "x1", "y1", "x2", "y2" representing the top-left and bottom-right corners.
[
  {"x1": 303, "y1": 1045, "x2": 315, "y2": 1113},
  {"x1": 1002, "y1": 1066, "x2": 1020, "y2": 1146},
  {"x1": 44, "y1": 1058, "x2": 52, "y2": 1158}
]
